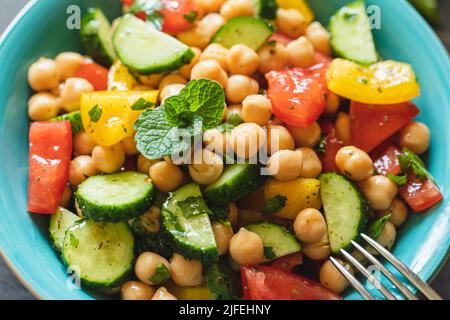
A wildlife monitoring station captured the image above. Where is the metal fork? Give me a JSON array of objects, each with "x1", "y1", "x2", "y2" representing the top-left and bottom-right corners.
[{"x1": 329, "y1": 233, "x2": 443, "y2": 300}]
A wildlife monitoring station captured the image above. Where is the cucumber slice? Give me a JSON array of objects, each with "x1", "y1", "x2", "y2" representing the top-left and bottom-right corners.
[
  {"x1": 162, "y1": 183, "x2": 218, "y2": 264},
  {"x1": 62, "y1": 220, "x2": 134, "y2": 289},
  {"x1": 329, "y1": 0, "x2": 378, "y2": 65},
  {"x1": 319, "y1": 173, "x2": 368, "y2": 253},
  {"x1": 203, "y1": 164, "x2": 267, "y2": 207},
  {"x1": 81, "y1": 8, "x2": 117, "y2": 67},
  {"x1": 113, "y1": 15, "x2": 195, "y2": 74},
  {"x1": 52, "y1": 111, "x2": 83, "y2": 134},
  {"x1": 76, "y1": 172, "x2": 154, "y2": 222},
  {"x1": 128, "y1": 207, "x2": 160, "y2": 237},
  {"x1": 49, "y1": 207, "x2": 80, "y2": 252},
  {"x1": 212, "y1": 16, "x2": 274, "y2": 50},
  {"x1": 253, "y1": 0, "x2": 278, "y2": 19},
  {"x1": 135, "y1": 233, "x2": 173, "y2": 260},
  {"x1": 245, "y1": 221, "x2": 301, "y2": 260}
]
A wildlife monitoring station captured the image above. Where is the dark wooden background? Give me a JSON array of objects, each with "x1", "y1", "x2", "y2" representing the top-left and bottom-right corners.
[{"x1": 0, "y1": 0, "x2": 448, "y2": 300}]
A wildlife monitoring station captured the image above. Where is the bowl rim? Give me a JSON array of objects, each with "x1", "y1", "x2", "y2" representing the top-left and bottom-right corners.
[{"x1": 0, "y1": 0, "x2": 448, "y2": 300}]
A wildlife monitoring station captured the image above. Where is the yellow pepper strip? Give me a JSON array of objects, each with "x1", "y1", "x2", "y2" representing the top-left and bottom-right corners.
[
  {"x1": 165, "y1": 281, "x2": 216, "y2": 300},
  {"x1": 81, "y1": 90, "x2": 159, "y2": 147},
  {"x1": 108, "y1": 60, "x2": 138, "y2": 91},
  {"x1": 276, "y1": 0, "x2": 314, "y2": 23},
  {"x1": 264, "y1": 178, "x2": 321, "y2": 220},
  {"x1": 326, "y1": 58, "x2": 420, "y2": 104}
]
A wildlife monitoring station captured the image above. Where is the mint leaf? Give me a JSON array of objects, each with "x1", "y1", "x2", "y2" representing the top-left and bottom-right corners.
[
  {"x1": 69, "y1": 234, "x2": 79, "y2": 248},
  {"x1": 262, "y1": 195, "x2": 287, "y2": 216},
  {"x1": 183, "y1": 10, "x2": 198, "y2": 24},
  {"x1": 149, "y1": 263, "x2": 171, "y2": 285},
  {"x1": 88, "y1": 105, "x2": 102, "y2": 123},
  {"x1": 315, "y1": 135, "x2": 327, "y2": 154},
  {"x1": 368, "y1": 215, "x2": 391, "y2": 239},
  {"x1": 227, "y1": 113, "x2": 244, "y2": 127},
  {"x1": 398, "y1": 148, "x2": 436, "y2": 183},
  {"x1": 387, "y1": 173, "x2": 407, "y2": 186},
  {"x1": 131, "y1": 97, "x2": 155, "y2": 110}
]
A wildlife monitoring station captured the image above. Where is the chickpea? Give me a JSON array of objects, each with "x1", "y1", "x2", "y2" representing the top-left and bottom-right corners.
[
  {"x1": 203, "y1": 128, "x2": 228, "y2": 155},
  {"x1": 258, "y1": 42, "x2": 289, "y2": 74},
  {"x1": 287, "y1": 122, "x2": 321, "y2": 148},
  {"x1": 229, "y1": 228, "x2": 265, "y2": 265},
  {"x1": 178, "y1": 47, "x2": 202, "y2": 79},
  {"x1": 51, "y1": 82, "x2": 65, "y2": 97},
  {"x1": 68, "y1": 155, "x2": 99, "y2": 186},
  {"x1": 220, "y1": 0, "x2": 254, "y2": 20},
  {"x1": 121, "y1": 281, "x2": 155, "y2": 300},
  {"x1": 199, "y1": 13, "x2": 226, "y2": 38},
  {"x1": 55, "y1": 52, "x2": 84, "y2": 81},
  {"x1": 320, "y1": 259, "x2": 353, "y2": 294},
  {"x1": 225, "y1": 75, "x2": 259, "y2": 104},
  {"x1": 302, "y1": 233, "x2": 331, "y2": 260},
  {"x1": 286, "y1": 36, "x2": 315, "y2": 68},
  {"x1": 305, "y1": 22, "x2": 331, "y2": 55},
  {"x1": 170, "y1": 253, "x2": 203, "y2": 287},
  {"x1": 195, "y1": 0, "x2": 226, "y2": 13},
  {"x1": 158, "y1": 74, "x2": 187, "y2": 91},
  {"x1": 230, "y1": 123, "x2": 266, "y2": 159},
  {"x1": 360, "y1": 175, "x2": 398, "y2": 211},
  {"x1": 61, "y1": 77, "x2": 94, "y2": 112},
  {"x1": 335, "y1": 146, "x2": 373, "y2": 181},
  {"x1": 276, "y1": 8, "x2": 307, "y2": 39},
  {"x1": 160, "y1": 84, "x2": 185, "y2": 103},
  {"x1": 139, "y1": 73, "x2": 164, "y2": 87},
  {"x1": 374, "y1": 221, "x2": 396, "y2": 251},
  {"x1": 59, "y1": 186, "x2": 72, "y2": 208},
  {"x1": 225, "y1": 104, "x2": 243, "y2": 120},
  {"x1": 151, "y1": 287, "x2": 177, "y2": 300},
  {"x1": 228, "y1": 202, "x2": 239, "y2": 229},
  {"x1": 200, "y1": 43, "x2": 229, "y2": 71},
  {"x1": 294, "y1": 208, "x2": 327, "y2": 243},
  {"x1": 212, "y1": 222, "x2": 234, "y2": 255},
  {"x1": 191, "y1": 60, "x2": 228, "y2": 88},
  {"x1": 324, "y1": 92, "x2": 340, "y2": 116},
  {"x1": 73, "y1": 131, "x2": 96, "y2": 155},
  {"x1": 121, "y1": 136, "x2": 138, "y2": 155},
  {"x1": 149, "y1": 161, "x2": 184, "y2": 192},
  {"x1": 177, "y1": 23, "x2": 211, "y2": 49},
  {"x1": 267, "y1": 150, "x2": 303, "y2": 181},
  {"x1": 91, "y1": 144, "x2": 126, "y2": 174},
  {"x1": 227, "y1": 44, "x2": 260, "y2": 75},
  {"x1": 28, "y1": 57, "x2": 60, "y2": 91},
  {"x1": 135, "y1": 252, "x2": 171, "y2": 285},
  {"x1": 399, "y1": 121, "x2": 430, "y2": 155},
  {"x1": 266, "y1": 124, "x2": 296, "y2": 156},
  {"x1": 137, "y1": 154, "x2": 159, "y2": 174},
  {"x1": 189, "y1": 149, "x2": 224, "y2": 185},
  {"x1": 335, "y1": 112, "x2": 351, "y2": 145},
  {"x1": 376, "y1": 198, "x2": 408, "y2": 227},
  {"x1": 28, "y1": 92, "x2": 60, "y2": 121},
  {"x1": 241, "y1": 94, "x2": 271, "y2": 125},
  {"x1": 297, "y1": 147, "x2": 322, "y2": 178}
]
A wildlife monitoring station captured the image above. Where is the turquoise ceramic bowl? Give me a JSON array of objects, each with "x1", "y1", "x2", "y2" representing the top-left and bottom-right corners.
[{"x1": 0, "y1": 0, "x2": 448, "y2": 300}]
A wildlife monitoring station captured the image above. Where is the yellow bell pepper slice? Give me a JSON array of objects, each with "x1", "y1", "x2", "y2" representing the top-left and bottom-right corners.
[
  {"x1": 80, "y1": 90, "x2": 159, "y2": 147},
  {"x1": 276, "y1": 0, "x2": 314, "y2": 23},
  {"x1": 108, "y1": 60, "x2": 138, "y2": 91},
  {"x1": 326, "y1": 58, "x2": 420, "y2": 104},
  {"x1": 264, "y1": 178, "x2": 322, "y2": 220},
  {"x1": 165, "y1": 281, "x2": 216, "y2": 300}
]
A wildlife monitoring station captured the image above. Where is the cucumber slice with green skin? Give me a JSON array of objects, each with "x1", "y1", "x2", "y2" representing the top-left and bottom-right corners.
[
  {"x1": 162, "y1": 183, "x2": 218, "y2": 265},
  {"x1": 135, "y1": 233, "x2": 173, "y2": 260},
  {"x1": 128, "y1": 207, "x2": 160, "y2": 237},
  {"x1": 62, "y1": 220, "x2": 134, "y2": 289},
  {"x1": 49, "y1": 207, "x2": 80, "y2": 252},
  {"x1": 113, "y1": 15, "x2": 195, "y2": 74},
  {"x1": 319, "y1": 173, "x2": 368, "y2": 253},
  {"x1": 203, "y1": 164, "x2": 267, "y2": 207},
  {"x1": 329, "y1": 0, "x2": 378, "y2": 65},
  {"x1": 253, "y1": 0, "x2": 278, "y2": 19},
  {"x1": 245, "y1": 221, "x2": 301, "y2": 260},
  {"x1": 52, "y1": 111, "x2": 83, "y2": 134},
  {"x1": 81, "y1": 8, "x2": 117, "y2": 67},
  {"x1": 212, "y1": 16, "x2": 274, "y2": 50},
  {"x1": 76, "y1": 172, "x2": 154, "y2": 223}
]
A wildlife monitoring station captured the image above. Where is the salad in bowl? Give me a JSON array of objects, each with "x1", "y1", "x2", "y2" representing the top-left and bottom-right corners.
[{"x1": 23, "y1": 0, "x2": 443, "y2": 300}]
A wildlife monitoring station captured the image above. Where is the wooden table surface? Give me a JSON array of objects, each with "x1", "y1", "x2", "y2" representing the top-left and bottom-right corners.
[{"x1": 0, "y1": 0, "x2": 448, "y2": 300}]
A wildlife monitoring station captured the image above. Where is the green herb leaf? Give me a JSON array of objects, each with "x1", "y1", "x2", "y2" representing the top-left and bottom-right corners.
[
  {"x1": 149, "y1": 263, "x2": 171, "y2": 285},
  {"x1": 315, "y1": 135, "x2": 327, "y2": 154},
  {"x1": 387, "y1": 173, "x2": 407, "y2": 186},
  {"x1": 227, "y1": 113, "x2": 244, "y2": 127},
  {"x1": 209, "y1": 205, "x2": 230, "y2": 221},
  {"x1": 262, "y1": 195, "x2": 287, "y2": 216},
  {"x1": 398, "y1": 148, "x2": 436, "y2": 183},
  {"x1": 88, "y1": 105, "x2": 102, "y2": 123},
  {"x1": 131, "y1": 97, "x2": 155, "y2": 110},
  {"x1": 183, "y1": 10, "x2": 198, "y2": 24},
  {"x1": 177, "y1": 196, "x2": 212, "y2": 218},
  {"x1": 69, "y1": 234, "x2": 79, "y2": 248},
  {"x1": 263, "y1": 246, "x2": 277, "y2": 259},
  {"x1": 368, "y1": 214, "x2": 391, "y2": 239}
]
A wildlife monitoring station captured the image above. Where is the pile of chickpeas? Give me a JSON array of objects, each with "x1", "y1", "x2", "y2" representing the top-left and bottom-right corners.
[{"x1": 27, "y1": 0, "x2": 433, "y2": 299}]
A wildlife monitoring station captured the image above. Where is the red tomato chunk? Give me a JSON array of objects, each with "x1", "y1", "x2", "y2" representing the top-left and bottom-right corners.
[
  {"x1": 399, "y1": 174, "x2": 442, "y2": 213},
  {"x1": 75, "y1": 61, "x2": 108, "y2": 91}
]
